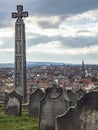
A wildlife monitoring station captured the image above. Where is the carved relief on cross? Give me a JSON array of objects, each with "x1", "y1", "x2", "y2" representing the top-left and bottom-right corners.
[
  {"x1": 16, "y1": 56, "x2": 21, "y2": 71},
  {"x1": 16, "y1": 40, "x2": 21, "y2": 53},
  {"x1": 16, "y1": 73, "x2": 21, "y2": 86},
  {"x1": 12, "y1": 5, "x2": 28, "y2": 19},
  {"x1": 16, "y1": 25, "x2": 21, "y2": 38}
]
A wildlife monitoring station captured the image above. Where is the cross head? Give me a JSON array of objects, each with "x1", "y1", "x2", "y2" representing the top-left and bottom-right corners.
[{"x1": 12, "y1": 5, "x2": 28, "y2": 19}]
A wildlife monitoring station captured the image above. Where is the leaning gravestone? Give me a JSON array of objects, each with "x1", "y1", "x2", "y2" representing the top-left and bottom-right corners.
[
  {"x1": 28, "y1": 89, "x2": 44, "y2": 118},
  {"x1": 66, "y1": 89, "x2": 77, "y2": 106},
  {"x1": 39, "y1": 85, "x2": 70, "y2": 130},
  {"x1": 5, "y1": 90, "x2": 22, "y2": 116},
  {"x1": 76, "y1": 88, "x2": 86, "y2": 99},
  {"x1": 56, "y1": 91, "x2": 98, "y2": 130}
]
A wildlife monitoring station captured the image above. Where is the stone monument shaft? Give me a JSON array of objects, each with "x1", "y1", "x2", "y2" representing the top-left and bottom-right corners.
[{"x1": 12, "y1": 5, "x2": 28, "y2": 103}]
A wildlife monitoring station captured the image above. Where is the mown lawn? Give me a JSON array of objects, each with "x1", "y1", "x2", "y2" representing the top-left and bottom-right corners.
[{"x1": 0, "y1": 105, "x2": 38, "y2": 130}]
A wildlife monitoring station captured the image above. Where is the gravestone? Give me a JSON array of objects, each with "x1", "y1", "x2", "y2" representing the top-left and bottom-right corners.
[
  {"x1": 5, "y1": 90, "x2": 22, "y2": 116},
  {"x1": 39, "y1": 85, "x2": 70, "y2": 130},
  {"x1": 56, "y1": 91, "x2": 98, "y2": 130},
  {"x1": 76, "y1": 88, "x2": 86, "y2": 99},
  {"x1": 67, "y1": 90, "x2": 77, "y2": 106},
  {"x1": 28, "y1": 89, "x2": 44, "y2": 118}
]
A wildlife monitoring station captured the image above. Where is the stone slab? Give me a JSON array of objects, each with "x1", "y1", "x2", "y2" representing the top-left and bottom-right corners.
[
  {"x1": 28, "y1": 89, "x2": 44, "y2": 118},
  {"x1": 39, "y1": 86, "x2": 70, "y2": 130},
  {"x1": 5, "y1": 90, "x2": 22, "y2": 116},
  {"x1": 56, "y1": 91, "x2": 98, "y2": 130}
]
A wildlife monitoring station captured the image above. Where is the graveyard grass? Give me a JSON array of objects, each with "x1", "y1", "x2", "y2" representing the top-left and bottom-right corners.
[{"x1": 0, "y1": 105, "x2": 38, "y2": 130}]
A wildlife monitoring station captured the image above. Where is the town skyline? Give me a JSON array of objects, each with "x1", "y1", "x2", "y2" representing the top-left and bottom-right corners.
[{"x1": 0, "y1": 0, "x2": 98, "y2": 64}]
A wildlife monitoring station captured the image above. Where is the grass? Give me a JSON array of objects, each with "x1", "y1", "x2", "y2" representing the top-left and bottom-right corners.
[{"x1": 0, "y1": 105, "x2": 38, "y2": 130}]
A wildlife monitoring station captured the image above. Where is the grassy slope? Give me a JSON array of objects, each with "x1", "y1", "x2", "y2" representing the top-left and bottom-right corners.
[{"x1": 0, "y1": 105, "x2": 38, "y2": 130}]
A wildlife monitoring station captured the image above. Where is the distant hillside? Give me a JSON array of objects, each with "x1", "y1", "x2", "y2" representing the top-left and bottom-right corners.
[
  {"x1": 27, "y1": 62, "x2": 66, "y2": 67},
  {"x1": 0, "y1": 62, "x2": 66, "y2": 68},
  {"x1": 0, "y1": 62, "x2": 96, "y2": 68},
  {"x1": 0, "y1": 63, "x2": 14, "y2": 68}
]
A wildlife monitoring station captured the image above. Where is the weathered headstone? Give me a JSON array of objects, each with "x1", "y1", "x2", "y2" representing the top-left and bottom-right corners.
[
  {"x1": 39, "y1": 86, "x2": 70, "y2": 130},
  {"x1": 56, "y1": 91, "x2": 98, "y2": 130},
  {"x1": 28, "y1": 89, "x2": 44, "y2": 118},
  {"x1": 76, "y1": 88, "x2": 86, "y2": 99},
  {"x1": 5, "y1": 90, "x2": 22, "y2": 116},
  {"x1": 67, "y1": 90, "x2": 77, "y2": 106}
]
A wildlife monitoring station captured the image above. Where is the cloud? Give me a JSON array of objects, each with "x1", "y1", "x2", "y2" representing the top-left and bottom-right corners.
[
  {"x1": 25, "y1": 0, "x2": 98, "y2": 16},
  {"x1": 24, "y1": 9, "x2": 98, "y2": 52},
  {"x1": 26, "y1": 41, "x2": 98, "y2": 64},
  {"x1": 27, "y1": 41, "x2": 62, "y2": 54},
  {"x1": 0, "y1": 28, "x2": 14, "y2": 38},
  {"x1": 27, "y1": 40, "x2": 98, "y2": 55},
  {"x1": 37, "y1": 16, "x2": 60, "y2": 29},
  {"x1": 25, "y1": 8, "x2": 98, "y2": 40},
  {"x1": 1, "y1": 0, "x2": 98, "y2": 19},
  {"x1": 0, "y1": 0, "x2": 98, "y2": 64}
]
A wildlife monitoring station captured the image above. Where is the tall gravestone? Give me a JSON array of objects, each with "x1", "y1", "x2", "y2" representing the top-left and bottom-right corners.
[
  {"x1": 5, "y1": 91, "x2": 22, "y2": 116},
  {"x1": 28, "y1": 89, "x2": 44, "y2": 118},
  {"x1": 56, "y1": 91, "x2": 98, "y2": 130},
  {"x1": 12, "y1": 5, "x2": 28, "y2": 103},
  {"x1": 39, "y1": 86, "x2": 70, "y2": 130}
]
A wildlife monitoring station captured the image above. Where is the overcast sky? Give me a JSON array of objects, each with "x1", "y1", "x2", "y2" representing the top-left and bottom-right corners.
[{"x1": 0, "y1": 0, "x2": 98, "y2": 64}]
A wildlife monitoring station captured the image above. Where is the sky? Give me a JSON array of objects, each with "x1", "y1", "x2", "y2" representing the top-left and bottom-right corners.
[{"x1": 0, "y1": 0, "x2": 98, "y2": 64}]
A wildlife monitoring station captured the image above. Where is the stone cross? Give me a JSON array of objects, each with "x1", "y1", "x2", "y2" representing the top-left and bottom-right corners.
[{"x1": 12, "y1": 5, "x2": 28, "y2": 103}]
